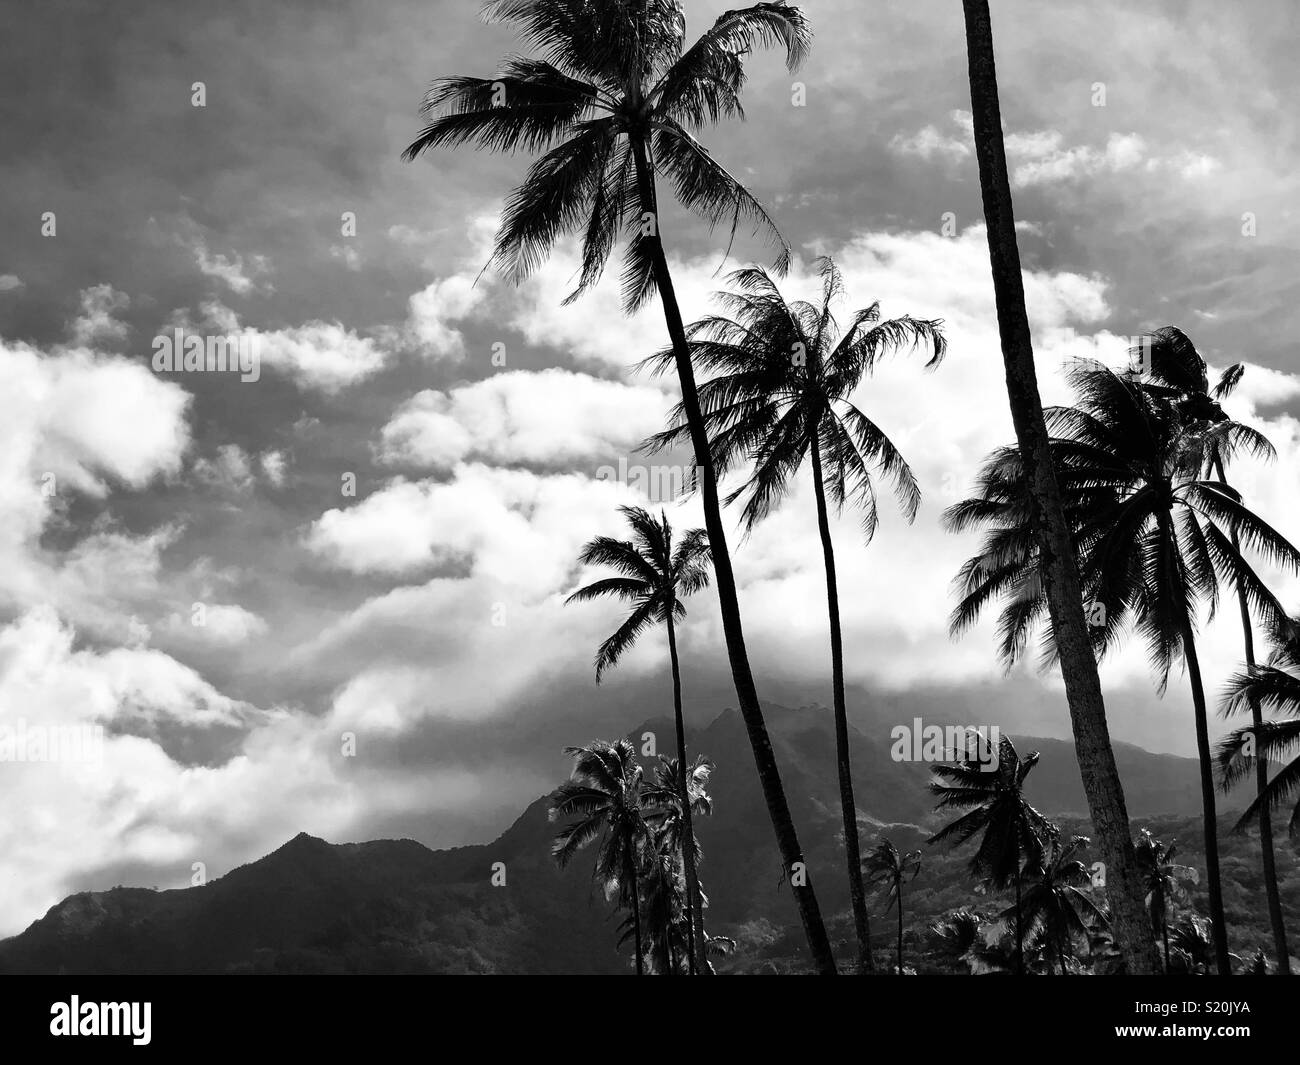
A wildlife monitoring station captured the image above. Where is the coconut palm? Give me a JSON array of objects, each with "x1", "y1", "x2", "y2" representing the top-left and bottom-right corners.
[
  {"x1": 1134, "y1": 325, "x2": 1291, "y2": 974},
  {"x1": 1008, "y1": 834, "x2": 1108, "y2": 976},
  {"x1": 959, "y1": 0, "x2": 1161, "y2": 974},
  {"x1": 404, "y1": 0, "x2": 835, "y2": 974},
  {"x1": 567, "y1": 506, "x2": 710, "y2": 971},
  {"x1": 644, "y1": 256, "x2": 945, "y2": 971},
  {"x1": 863, "y1": 838, "x2": 922, "y2": 975},
  {"x1": 946, "y1": 360, "x2": 1300, "y2": 974},
  {"x1": 549, "y1": 739, "x2": 653, "y2": 974},
  {"x1": 631, "y1": 754, "x2": 714, "y2": 973},
  {"x1": 928, "y1": 735, "x2": 1054, "y2": 975},
  {"x1": 1219, "y1": 610, "x2": 1300, "y2": 840},
  {"x1": 1134, "y1": 828, "x2": 1198, "y2": 973}
]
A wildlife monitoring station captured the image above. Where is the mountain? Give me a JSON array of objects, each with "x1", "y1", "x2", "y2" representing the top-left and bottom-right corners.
[{"x1": 2, "y1": 703, "x2": 1289, "y2": 974}]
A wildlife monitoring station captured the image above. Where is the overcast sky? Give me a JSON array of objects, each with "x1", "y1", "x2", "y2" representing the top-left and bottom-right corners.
[{"x1": 2, "y1": 0, "x2": 1299, "y2": 933}]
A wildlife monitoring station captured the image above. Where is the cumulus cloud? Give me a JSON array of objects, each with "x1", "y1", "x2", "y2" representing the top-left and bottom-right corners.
[
  {"x1": 888, "y1": 113, "x2": 1220, "y2": 191},
  {"x1": 69, "y1": 284, "x2": 131, "y2": 347},
  {"x1": 377, "y1": 369, "x2": 669, "y2": 471},
  {"x1": 191, "y1": 240, "x2": 271, "y2": 295}
]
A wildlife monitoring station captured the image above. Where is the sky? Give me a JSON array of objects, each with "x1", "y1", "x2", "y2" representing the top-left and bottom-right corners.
[{"x1": 2, "y1": 0, "x2": 1299, "y2": 933}]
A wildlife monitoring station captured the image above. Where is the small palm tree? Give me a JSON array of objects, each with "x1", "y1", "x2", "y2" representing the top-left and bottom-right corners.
[
  {"x1": 630, "y1": 754, "x2": 715, "y2": 974},
  {"x1": 403, "y1": 0, "x2": 835, "y2": 973},
  {"x1": 946, "y1": 359, "x2": 1300, "y2": 974},
  {"x1": 646, "y1": 255, "x2": 944, "y2": 972},
  {"x1": 549, "y1": 739, "x2": 653, "y2": 974},
  {"x1": 863, "y1": 838, "x2": 922, "y2": 975},
  {"x1": 928, "y1": 735, "x2": 1054, "y2": 975},
  {"x1": 567, "y1": 506, "x2": 710, "y2": 972},
  {"x1": 1009, "y1": 834, "x2": 1108, "y2": 976},
  {"x1": 1134, "y1": 828, "x2": 1198, "y2": 973},
  {"x1": 1135, "y1": 326, "x2": 1290, "y2": 974}
]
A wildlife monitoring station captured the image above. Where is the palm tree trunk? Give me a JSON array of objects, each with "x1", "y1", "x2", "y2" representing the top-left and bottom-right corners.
[
  {"x1": 1174, "y1": 599, "x2": 1232, "y2": 975},
  {"x1": 896, "y1": 885, "x2": 904, "y2": 975},
  {"x1": 1057, "y1": 934, "x2": 1067, "y2": 977},
  {"x1": 1212, "y1": 455, "x2": 1291, "y2": 974},
  {"x1": 629, "y1": 861, "x2": 644, "y2": 976},
  {"x1": 665, "y1": 612, "x2": 704, "y2": 975},
  {"x1": 1162, "y1": 917, "x2": 1170, "y2": 974},
  {"x1": 961, "y1": 0, "x2": 1161, "y2": 976},
  {"x1": 628, "y1": 134, "x2": 837, "y2": 975},
  {"x1": 809, "y1": 433, "x2": 874, "y2": 973},
  {"x1": 1014, "y1": 873, "x2": 1023, "y2": 975}
]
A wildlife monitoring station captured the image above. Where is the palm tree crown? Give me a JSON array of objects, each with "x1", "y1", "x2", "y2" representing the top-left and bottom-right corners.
[
  {"x1": 566, "y1": 505, "x2": 710, "y2": 680},
  {"x1": 928, "y1": 735, "x2": 1052, "y2": 887},
  {"x1": 1219, "y1": 614, "x2": 1300, "y2": 835},
  {"x1": 404, "y1": 0, "x2": 810, "y2": 309},
  {"x1": 646, "y1": 255, "x2": 945, "y2": 540},
  {"x1": 946, "y1": 359, "x2": 1297, "y2": 673},
  {"x1": 1009, "y1": 834, "x2": 1108, "y2": 975}
]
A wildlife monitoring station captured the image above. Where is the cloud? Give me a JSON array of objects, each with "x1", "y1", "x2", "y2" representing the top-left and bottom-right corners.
[
  {"x1": 69, "y1": 284, "x2": 131, "y2": 347},
  {"x1": 0, "y1": 274, "x2": 23, "y2": 292},
  {"x1": 889, "y1": 113, "x2": 1220, "y2": 191},
  {"x1": 191, "y1": 240, "x2": 271, "y2": 295},
  {"x1": 177, "y1": 302, "x2": 388, "y2": 393},
  {"x1": 377, "y1": 369, "x2": 669, "y2": 471}
]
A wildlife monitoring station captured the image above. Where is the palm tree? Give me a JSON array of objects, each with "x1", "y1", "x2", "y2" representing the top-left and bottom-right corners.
[
  {"x1": 549, "y1": 739, "x2": 653, "y2": 974},
  {"x1": 959, "y1": 0, "x2": 1161, "y2": 975},
  {"x1": 1219, "y1": 608, "x2": 1300, "y2": 852},
  {"x1": 1135, "y1": 325, "x2": 1291, "y2": 975},
  {"x1": 566, "y1": 506, "x2": 711, "y2": 971},
  {"x1": 863, "y1": 838, "x2": 922, "y2": 975},
  {"x1": 928, "y1": 735, "x2": 1054, "y2": 975},
  {"x1": 405, "y1": 0, "x2": 835, "y2": 975},
  {"x1": 635, "y1": 754, "x2": 715, "y2": 973},
  {"x1": 1009, "y1": 834, "x2": 1108, "y2": 976},
  {"x1": 946, "y1": 360, "x2": 1300, "y2": 974},
  {"x1": 1134, "y1": 828, "x2": 1198, "y2": 973},
  {"x1": 645, "y1": 256, "x2": 945, "y2": 971}
]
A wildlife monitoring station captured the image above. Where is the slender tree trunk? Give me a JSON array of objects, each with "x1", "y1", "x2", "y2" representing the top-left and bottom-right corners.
[
  {"x1": 1213, "y1": 456, "x2": 1290, "y2": 974},
  {"x1": 628, "y1": 134, "x2": 836, "y2": 974},
  {"x1": 809, "y1": 434, "x2": 874, "y2": 972},
  {"x1": 1175, "y1": 603, "x2": 1232, "y2": 975},
  {"x1": 1162, "y1": 917, "x2": 1170, "y2": 974},
  {"x1": 961, "y1": 0, "x2": 1161, "y2": 975},
  {"x1": 1014, "y1": 873, "x2": 1023, "y2": 975},
  {"x1": 665, "y1": 612, "x2": 704, "y2": 975},
  {"x1": 897, "y1": 886, "x2": 904, "y2": 975},
  {"x1": 630, "y1": 862, "x2": 644, "y2": 976}
]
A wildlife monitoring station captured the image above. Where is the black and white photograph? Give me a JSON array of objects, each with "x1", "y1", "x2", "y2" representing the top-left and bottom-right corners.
[{"x1": 0, "y1": 0, "x2": 1296, "y2": 1045}]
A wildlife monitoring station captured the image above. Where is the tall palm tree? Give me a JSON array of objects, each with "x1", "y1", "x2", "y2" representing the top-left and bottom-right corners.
[
  {"x1": 405, "y1": 0, "x2": 835, "y2": 974},
  {"x1": 863, "y1": 838, "x2": 922, "y2": 975},
  {"x1": 928, "y1": 735, "x2": 1054, "y2": 975},
  {"x1": 645, "y1": 256, "x2": 945, "y2": 971},
  {"x1": 549, "y1": 739, "x2": 654, "y2": 974},
  {"x1": 566, "y1": 506, "x2": 711, "y2": 971},
  {"x1": 1134, "y1": 828, "x2": 1198, "y2": 973},
  {"x1": 946, "y1": 360, "x2": 1300, "y2": 974},
  {"x1": 1009, "y1": 834, "x2": 1108, "y2": 976},
  {"x1": 1135, "y1": 325, "x2": 1291, "y2": 974},
  {"x1": 959, "y1": 0, "x2": 1161, "y2": 975}
]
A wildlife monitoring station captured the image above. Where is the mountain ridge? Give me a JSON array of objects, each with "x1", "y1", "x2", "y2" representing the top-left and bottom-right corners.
[{"x1": 0, "y1": 702, "x2": 1242, "y2": 974}]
